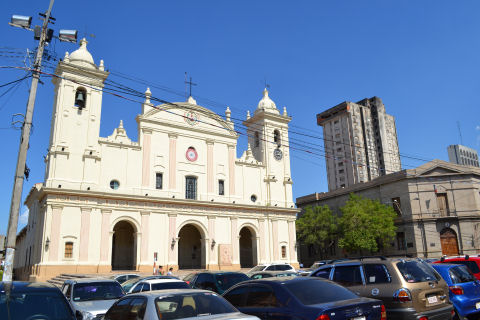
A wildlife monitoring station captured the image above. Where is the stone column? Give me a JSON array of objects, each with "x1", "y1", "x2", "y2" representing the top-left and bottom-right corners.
[
  {"x1": 272, "y1": 220, "x2": 279, "y2": 261},
  {"x1": 258, "y1": 219, "x2": 266, "y2": 263},
  {"x1": 135, "y1": 232, "x2": 142, "y2": 270},
  {"x1": 228, "y1": 145, "x2": 235, "y2": 196},
  {"x1": 230, "y1": 217, "x2": 239, "y2": 265},
  {"x1": 48, "y1": 205, "x2": 63, "y2": 262},
  {"x1": 207, "y1": 140, "x2": 214, "y2": 194},
  {"x1": 99, "y1": 210, "x2": 111, "y2": 265},
  {"x1": 169, "y1": 134, "x2": 178, "y2": 190},
  {"x1": 288, "y1": 220, "x2": 297, "y2": 263},
  {"x1": 208, "y1": 216, "x2": 216, "y2": 267},
  {"x1": 140, "y1": 211, "x2": 150, "y2": 263},
  {"x1": 79, "y1": 207, "x2": 91, "y2": 262},
  {"x1": 168, "y1": 214, "x2": 177, "y2": 265},
  {"x1": 141, "y1": 129, "x2": 152, "y2": 187}
]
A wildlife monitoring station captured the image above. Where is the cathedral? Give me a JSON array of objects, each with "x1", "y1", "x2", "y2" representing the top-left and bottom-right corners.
[{"x1": 13, "y1": 39, "x2": 299, "y2": 281}]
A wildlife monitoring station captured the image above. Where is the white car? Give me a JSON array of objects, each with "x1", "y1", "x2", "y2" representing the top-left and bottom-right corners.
[
  {"x1": 128, "y1": 278, "x2": 190, "y2": 294},
  {"x1": 246, "y1": 263, "x2": 296, "y2": 275}
]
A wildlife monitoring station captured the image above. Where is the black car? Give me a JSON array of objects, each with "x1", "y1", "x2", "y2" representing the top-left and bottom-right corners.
[
  {"x1": 0, "y1": 281, "x2": 76, "y2": 320},
  {"x1": 223, "y1": 277, "x2": 386, "y2": 320},
  {"x1": 183, "y1": 271, "x2": 250, "y2": 294}
]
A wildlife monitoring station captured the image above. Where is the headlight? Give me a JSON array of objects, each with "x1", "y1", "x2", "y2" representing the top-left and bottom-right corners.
[{"x1": 81, "y1": 311, "x2": 96, "y2": 320}]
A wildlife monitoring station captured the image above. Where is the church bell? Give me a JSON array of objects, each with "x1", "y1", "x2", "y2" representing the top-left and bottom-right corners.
[{"x1": 75, "y1": 90, "x2": 86, "y2": 109}]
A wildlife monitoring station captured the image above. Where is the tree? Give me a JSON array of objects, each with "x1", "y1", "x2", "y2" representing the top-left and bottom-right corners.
[
  {"x1": 296, "y1": 205, "x2": 337, "y2": 259},
  {"x1": 338, "y1": 193, "x2": 397, "y2": 254}
]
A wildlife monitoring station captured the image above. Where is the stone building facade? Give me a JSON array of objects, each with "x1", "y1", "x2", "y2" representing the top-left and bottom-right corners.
[
  {"x1": 316, "y1": 97, "x2": 401, "y2": 191},
  {"x1": 448, "y1": 144, "x2": 479, "y2": 167},
  {"x1": 296, "y1": 160, "x2": 480, "y2": 266},
  {"x1": 13, "y1": 39, "x2": 298, "y2": 281}
]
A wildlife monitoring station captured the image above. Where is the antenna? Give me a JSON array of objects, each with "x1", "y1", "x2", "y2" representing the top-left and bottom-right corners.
[{"x1": 457, "y1": 121, "x2": 463, "y2": 145}]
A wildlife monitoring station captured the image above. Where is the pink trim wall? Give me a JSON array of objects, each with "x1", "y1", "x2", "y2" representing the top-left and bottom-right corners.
[
  {"x1": 230, "y1": 218, "x2": 238, "y2": 263},
  {"x1": 142, "y1": 131, "x2": 152, "y2": 187},
  {"x1": 288, "y1": 221, "x2": 296, "y2": 262},
  {"x1": 207, "y1": 142, "x2": 214, "y2": 193},
  {"x1": 169, "y1": 135, "x2": 177, "y2": 190},
  {"x1": 168, "y1": 214, "x2": 176, "y2": 263},
  {"x1": 259, "y1": 219, "x2": 266, "y2": 262},
  {"x1": 272, "y1": 220, "x2": 279, "y2": 261},
  {"x1": 48, "y1": 206, "x2": 63, "y2": 262},
  {"x1": 99, "y1": 210, "x2": 111, "y2": 262},
  {"x1": 228, "y1": 146, "x2": 235, "y2": 195},
  {"x1": 79, "y1": 207, "x2": 91, "y2": 261},
  {"x1": 140, "y1": 212, "x2": 150, "y2": 262}
]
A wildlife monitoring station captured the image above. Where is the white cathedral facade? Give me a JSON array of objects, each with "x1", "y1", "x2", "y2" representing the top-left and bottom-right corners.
[{"x1": 14, "y1": 39, "x2": 299, "y2": 281}]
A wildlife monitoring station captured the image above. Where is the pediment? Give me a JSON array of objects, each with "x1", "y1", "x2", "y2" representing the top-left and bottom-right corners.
[{"x1": 420, "y1": 167, "x2": 462, "y2": 176}]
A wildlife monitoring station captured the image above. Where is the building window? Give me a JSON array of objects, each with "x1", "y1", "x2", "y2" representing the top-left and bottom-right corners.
[
  {"x1": 65, "y1": 242, "x2": 73, "y2": 258},
  {"x1": 436, "y1": 193, "x2": 449, "y2": 217},
  {"x1": 156, "y1": 173, "x2": 163, "y2": 189},
  {"x1": 218, "y1": 180, "x2": 224, "y2": 195},
  {"x1": 281, "y1": 246, "x2": 287, "y2": 258},
  {"x1": 273, "y1": 129, "x2": 281, "y2": 146},
  {"x1": 392, "y1": 197, "x2": 401, "y2": 216},
  {"x1": 185, "y1": 176, "x2": 197, "y2": 200},
  {"x1": 110, "y1": 180, "x2": 120, "y2": 190},
  {"x1": 396, "y1": 232, "x2": 405, "y2": 251},
  {"x1": 74, "y1": 88, "x2": 86, "y2": 109},
  {"x1": 254, "y1": 131, "x2": 260, "y2": 147}
]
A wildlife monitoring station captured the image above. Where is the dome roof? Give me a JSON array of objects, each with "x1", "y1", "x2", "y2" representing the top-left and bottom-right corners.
[
  {"x1": 69, "y1": 38, "x2": 96, "y2": 69},
  {"x1": 256, "y1": 88, "x2": 279, "y2": 115}
]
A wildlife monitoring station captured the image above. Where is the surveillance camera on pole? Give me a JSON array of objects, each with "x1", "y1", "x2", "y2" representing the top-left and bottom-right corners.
[{"x1": 4, "y1": 0, "x2": 77, "y2": 281}]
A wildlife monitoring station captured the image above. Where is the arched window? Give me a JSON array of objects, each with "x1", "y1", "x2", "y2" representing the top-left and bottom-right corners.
[
  {"x1": 74, "y1": 88, "x2": 87, "y2": 110},
  {"x1": 254, "y1": 132, "x2": 260, "y2": 147},
  {"x1": 65, "y1": 242, "x2": 73, "y2": 258},
  {"x1": 273, "y1": 129, "x2": 281, "y2": 146},
  {"x1": 185, "y1": 176, "x2": 197, "y2": 200}
]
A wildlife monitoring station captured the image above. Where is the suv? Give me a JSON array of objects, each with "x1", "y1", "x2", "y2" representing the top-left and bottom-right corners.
[
  {"x1": 61, "y1": 278, "x2": 125, "y2": 319},
  {"x1": 310, "y1": 257, "x2": 454, "y2": 320},
  {"x1": 246, "y1": 263, "x2": 296, "y2": 275},
  {"x1": 435, "y1": 255, "x2": 480, "y2": 280},
  {"x1": 183, "y1": 271, "x2": 250, "y2": 294}
]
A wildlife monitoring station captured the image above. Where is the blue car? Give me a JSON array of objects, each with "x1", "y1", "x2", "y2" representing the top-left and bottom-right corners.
[
  {"x1": 222, "y1": 276, "x2": 386, "y2": 320},
  {"x1": 431, "y1": 263, "x2": 480, "y2": 319}
]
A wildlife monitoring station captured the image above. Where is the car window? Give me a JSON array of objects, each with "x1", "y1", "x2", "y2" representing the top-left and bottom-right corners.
[
  {"x1": 396, "y1": 261, "x2": 439, "y2": 283},
  {"x1": 62, "y1": 284, "x2": 71, "y2": 298},
  {"x1": 275, "y1": 265, "x2": 291, "y2": 271},
  {"x1": 140, "y1": 283, "x2": 150, "y2": 292},
  {"x1": 128, "y1": 298, "x2": 147, "y2": 320},
  {"x1": 104, "y1": 298, "x2": 133, "y2": 320},
  {"x1": 252, "y1": 274, "x2": 263, "y2": 279},
  {"x1": 155, "y1": 292, "x2": 237, "y2": 319},
  {"x1": 265, "y1": 266, "x2": 275, "y2": 271},
  {"x1": 448, "y1": 261, "x2": 480, "y2": 274},
  {"x1": 312, "y1": 267, "x2": 331, "y2": 279},
  {"x1": 116, "y1": 276, "x2": 127, "y2": 284},
  {"x1": 364, "y1": 264, "x2": 391, "y2": 284},
  {"x1": 73, "y1": 282, "x2": 124, "y2": 301},
  {"x1": 333, "y1": 266, "x2": 363, "y2": 287},
  {"x1": 246, "y1": 285, "x2": 278, "y2": 308},
  {"x1": 249, "y1": 266, "x2": 265, "y2": 272},
  {"x1": 183, "y1": 273, "x2": 196, "y2": 283},
  {"x1": 195, "y1": 274, "x2": 215, "y2": 290},
  {"x1": 131, "y1": 283, "x2": 144, "y2": 293},
  {"x1": 215, "y1": 273, "x2": 250, "y2": 291},
  {"x1": 223, "y1": 286, "x2": 248, "y2": 307},
  {"x1": 151, "y1": 282, "x2": 190, "y2": 291},
  {"x1": 0, "y1": 291, "x2": 74, "y2": 320},
  {"x1": 122, "y1": 278, "x2": 142, "y2": 293},
  {"x1": 449, "y1": 266, "x2": 476, "y2": 284},
  {"x1": 285, "y1": 279, "x2": 358, "y2": 305}
]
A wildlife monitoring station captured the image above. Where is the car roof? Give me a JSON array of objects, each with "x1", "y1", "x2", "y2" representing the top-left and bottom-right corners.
[
  {"x1": 250, "y1": 271, "x2": 297, "y2": 275},
  {"x1": 193, "y1": 271, "x2": 247, "y2": 275},
  {"x1": 126, "y1": 289, "x2": 212, "y2": 297},
  {"x1": 142, "y1": 279, "x2": 184, "y2": 284},
  {"x1": 0, "y1": 281, "x2": 60, "y2": 293},
  {"x1": 65, "y1": 278, "x2": 117, "y2": 284}
]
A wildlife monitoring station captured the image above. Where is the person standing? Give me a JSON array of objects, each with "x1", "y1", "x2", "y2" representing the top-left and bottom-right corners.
[
  {"x1": 158, "y1": 265, "x2": 164, "y2": 275},
  {"x1": 167, "y1": 267, "x2": 174, "y2": 276}
]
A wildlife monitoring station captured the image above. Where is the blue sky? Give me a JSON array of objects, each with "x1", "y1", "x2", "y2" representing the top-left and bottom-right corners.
[{"x1": 1, "y1": 1, "x2": 479, "y2": 234}]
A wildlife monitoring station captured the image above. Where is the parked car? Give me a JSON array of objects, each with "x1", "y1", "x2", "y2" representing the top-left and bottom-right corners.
[
  {"x1": 431, "y1": 263, "x2": 480, "y2": 319},
  {"x1": 183, "y1": 271, "x2": 250, "y2": 294},
  {"x1": 310, "y1": 257, "x2": 454, "y2": 320},
  {"x1": 249, "y1": 270, "x2": 298, "y2": 279},
  {"x1": 223, "y1": 276, "x2": 386, "y2": 320},
  {"x1": 246, "y1": 263, "x2": 296, "y2": 276},
  {"x1": 0, "y1": 281, "x2": 76, "y2": 319},
  {"x1": 109, "y1": 273, "x2": 140, "y2": 285},
  {"x1": 103, "y1": 289, "x2": 260, "y2": 320},
  {"x1": 128, "y1": 278, "x2": 190, "y2": 294},
  {"x1": 435, "y1": 255, "x2": 480, "y2": 280},
  {"x1": 121, "y1": 275, "x2": 178, "y2": 293},
  {"x1": 61, "y1": 278, "x2": 125, "y2": 319}
]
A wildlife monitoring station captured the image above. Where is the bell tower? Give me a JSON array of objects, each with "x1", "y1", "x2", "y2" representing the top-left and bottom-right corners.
[
  {"x1": 243, "y1": 88, "x2": 294, "y2": 208},
  {"x1": 45, "y1": 39, "x2": 109, "y2": 189}
]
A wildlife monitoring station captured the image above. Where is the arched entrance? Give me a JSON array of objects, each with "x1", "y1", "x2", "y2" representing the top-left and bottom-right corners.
[
  {"x1": 239, "y1": 227, "x2": 257, "y2": 268},
  {"x1": 440, "y1": 228, "x2": 459, "y2": 256},
  {"x1": 111, "y1": 221, "x2": 136, "y2": 270},
  {"x1": 178, "y1": 224, "x2": 204, "y2": 269}
]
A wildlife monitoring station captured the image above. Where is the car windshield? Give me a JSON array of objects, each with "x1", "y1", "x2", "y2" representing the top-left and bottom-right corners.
[
  {"x1": 396, "y1": 261, "x2": 440, "y2": 283},
  {"x1": 0, "y1": 291, "x2": 73, "y2": 319},
  {"x1": 249, "y1": 266, "x2": 265, "y2": 273},
  {"x1": 122, "y1": 278, "x2": 141, "y2": 292},
  {"x1": 449, "y1": 266, "x2": 476, "y2": 284},
  {"x1": 73, "y1": 282, "x2": 124, "y2": 301},
  {"x1": 151, "y1": 282, "x2": 190, "y2": 291},
  {"x1": 155, "y1": 292, "x2": 237, "y2": 319},
  {"x1": 447, "y1": 261, "x2": 480, "y2": 274},
  {"x1": 215, "y1": 273, "x2": 250, "y2": 291},
  {"x1": 285, "y1": 280, "x2": 357, "y2": 305}
]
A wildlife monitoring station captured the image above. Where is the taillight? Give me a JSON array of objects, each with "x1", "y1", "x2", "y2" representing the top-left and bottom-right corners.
[
  {"x1": 393, "y1": 288, "x2": 412, "y2": 302},
  {"x1": 316, "y1": 314, "x2": 330, "y2": 320},
  {"x1": 451, "y1": 310, "x2": 455, "y2": 317},
  {"x1": 449, "y1": 286, "x2": 464, "y2": 295},
  {"x1": 381, "y1": 305, "x2": 387, "y2": 320},
  {"x1": 419, "y1": 317, "x2": 428, "y2": 320},
  {"x1": 185, "y1": 281, "x2": 190, "y2": 285}
]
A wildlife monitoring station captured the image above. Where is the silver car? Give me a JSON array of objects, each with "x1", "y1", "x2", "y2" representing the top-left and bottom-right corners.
[
  {"x1": 103, "y1": 289, "x2": 260, "y2": 320},
  {"x1": 61, "y1": 278, "x2": 125, "y2": 320}
]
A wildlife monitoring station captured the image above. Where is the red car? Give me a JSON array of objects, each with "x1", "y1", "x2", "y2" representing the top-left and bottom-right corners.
[{"x1": 434, "y1": 255, "x2": 480, "y2": 280}]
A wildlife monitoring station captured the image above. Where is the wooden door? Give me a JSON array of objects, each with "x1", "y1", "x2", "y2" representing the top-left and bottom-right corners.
[
  {"x1": 440, "y1": 229, "x2": 459, "y2": 256},
  {"x1": 436, "y1": 193, "x2": 449, "y2": 216}
]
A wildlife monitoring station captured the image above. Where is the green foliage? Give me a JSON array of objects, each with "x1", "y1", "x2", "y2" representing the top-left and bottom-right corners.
[
  {"x1": 338, "y1": 193, "x2": 397, "y2": 253},
  {"x1": 296, "y1": 205, "x2": 337, "y2": 257}
]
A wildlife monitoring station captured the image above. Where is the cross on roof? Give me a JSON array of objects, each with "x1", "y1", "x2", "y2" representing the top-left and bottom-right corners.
[{"x1": 184, "y1": 72, "x2": 197, "y2": 98}]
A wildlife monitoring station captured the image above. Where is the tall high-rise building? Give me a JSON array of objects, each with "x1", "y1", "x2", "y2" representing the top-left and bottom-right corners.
[
  {"x1": 316, "y1": 97, "x2": 401, "y2": 191},
  {"x1": 447, "y1": 145, "x2": 479, "y2": 167}
]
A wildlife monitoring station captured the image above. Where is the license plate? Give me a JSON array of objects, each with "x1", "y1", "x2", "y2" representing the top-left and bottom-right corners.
[
  {"x1": 476, "y1": 302, "x2": 480, "y2": 309},
  {"x1": 427, "y1": 296, "x2": 438, "y2": 304},
  {"x1": 351, "y1": 317, "x2": 365, "y2": 320}
]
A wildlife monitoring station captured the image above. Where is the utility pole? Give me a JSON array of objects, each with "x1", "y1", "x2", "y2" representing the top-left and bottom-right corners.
[{"x1": 3, "y1": 0, "x2": 55, "y2": 281}]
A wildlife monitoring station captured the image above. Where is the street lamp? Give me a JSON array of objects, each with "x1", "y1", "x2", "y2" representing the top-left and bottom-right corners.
[
  {"x1": 59, "y1": 29, "x2": 77, "y2": 43},
  {"x1": 10, "y1": 15, "x2": 32, "y2": 29}
]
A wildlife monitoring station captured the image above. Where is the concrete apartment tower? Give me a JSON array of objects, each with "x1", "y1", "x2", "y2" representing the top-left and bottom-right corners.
[
  {"x1": 316, "y1": 97, "x2": 401, "y2": 191},
  {"x1": 448, "y1": 145, "x2": 479, "y2": 167}
]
